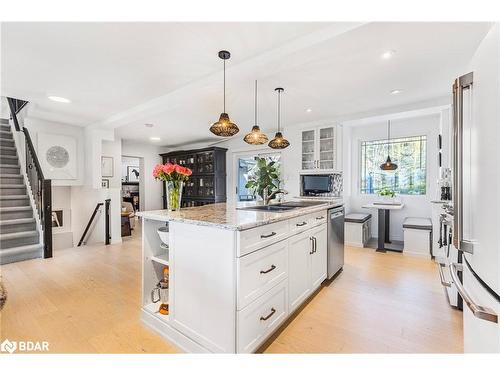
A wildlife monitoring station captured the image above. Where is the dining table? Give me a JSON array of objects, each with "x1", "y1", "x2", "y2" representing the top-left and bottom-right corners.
[{"x1": 362, "y1": 202, "x2": 405, "y2": 252}]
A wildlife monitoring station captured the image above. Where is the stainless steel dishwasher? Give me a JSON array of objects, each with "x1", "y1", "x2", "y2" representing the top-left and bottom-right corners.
[{"x1": 327, "y1": 205, "x2": 344, "y2": 278}]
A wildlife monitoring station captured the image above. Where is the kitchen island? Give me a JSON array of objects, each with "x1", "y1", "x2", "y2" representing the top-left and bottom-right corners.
[{"x1": 137, "y1": 200, "x2": 342, "y2": 353}]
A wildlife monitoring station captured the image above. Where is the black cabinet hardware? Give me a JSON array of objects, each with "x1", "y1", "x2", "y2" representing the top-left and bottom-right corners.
[{"x1": 260, "y1": 308, "x2": 276, "y2": 321}]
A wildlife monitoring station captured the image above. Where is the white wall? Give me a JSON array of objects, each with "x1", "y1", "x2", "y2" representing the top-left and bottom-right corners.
[
  {"x1": 71, "y1": 186, "x2": 121, "y2": 245},
  {"x1": 23, "y1": 117, "x2": 85, "y2": 186},
  {"x1": 51, "y1": 186, "x2": 74, "y2": 250},
  {"x1": 63, "y1": 134, "x2": 122, "y2": 246},
  {"x1": 343, "y1": 112, "x2": 448, "y2": 241},
  {"x1": 121, "y1": 140, "x2": 167, "y2": 211},
  {"x1": 102, "y1": 139, "x2": 122, "y2": 189}
]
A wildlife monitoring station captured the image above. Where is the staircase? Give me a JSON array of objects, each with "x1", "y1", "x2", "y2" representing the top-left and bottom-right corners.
[{"x1": 0, "y1": 118, "x2": 43, "y2": 264}]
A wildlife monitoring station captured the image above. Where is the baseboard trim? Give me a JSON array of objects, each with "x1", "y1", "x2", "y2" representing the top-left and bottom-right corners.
[{"x1": 141, "y1": 308, "x2": 210, "y2": 353}]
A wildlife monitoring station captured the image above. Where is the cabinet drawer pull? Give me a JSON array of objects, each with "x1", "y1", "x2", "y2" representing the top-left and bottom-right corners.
[
  {"x1": 296, "y1": 221, "x2": 307, "y2": 227},
  {"x1": 309, "y1": 237, "x2": 315, "y2": 254},
  {"x1": 260, "y1": 231, "x2": 277, "y2": 239},
  {"x1": 316, "y1": 216, "x2": 325, "y2": 220},
  {"x1": 260, "y1": 308, "x2": 276, "y2": 321},
  {"x1": 260, "y1": 265, "x2": 276, "y2": 274}
]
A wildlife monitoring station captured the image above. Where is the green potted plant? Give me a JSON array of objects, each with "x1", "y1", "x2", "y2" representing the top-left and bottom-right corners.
[
  {"x1": 245, "y1": 157, "x2": 283, "y2": 204},
  {"x1": 377, "y1": 186, "x2": 397, "y2": 203}
]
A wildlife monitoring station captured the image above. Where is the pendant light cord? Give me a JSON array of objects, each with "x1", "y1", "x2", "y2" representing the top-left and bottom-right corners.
[
  {"x1": 277, "y1": 89, "x2": 281, "y2": 132},
  {"x1": 223, "y1": 59, "x2": 226, "y2": 113},
  {"x1": 254, "y1": 80, "x2": 258, "y2": 126},
  {"x1": 387, "y1": 120, "x2": 390, "y2": 154}
]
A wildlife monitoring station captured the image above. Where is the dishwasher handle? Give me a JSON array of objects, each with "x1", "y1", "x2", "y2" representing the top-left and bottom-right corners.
[{"x1": 330, "y1": 211, "x2": 344, "y2": 220}]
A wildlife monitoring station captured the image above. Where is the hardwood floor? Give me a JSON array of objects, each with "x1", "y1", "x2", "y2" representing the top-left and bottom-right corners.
[{"x1": 0, "y1": 227, "x2": 463, "y2": 353}]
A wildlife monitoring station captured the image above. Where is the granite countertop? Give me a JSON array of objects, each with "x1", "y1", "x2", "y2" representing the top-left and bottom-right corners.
[{"x1": 137, "y1": 199, "x2": 343, "y2": 231}]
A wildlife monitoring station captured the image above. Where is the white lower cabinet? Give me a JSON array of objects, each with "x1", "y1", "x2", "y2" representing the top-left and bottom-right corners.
[
  {"x1": 144, "y1": 210, "x2": 330, "y2": 353},
  {"x1": 237, "y1": 279, "x2": 288, "y2": 353},
  {"x1": 288, "y1": 231, "x2": 313, "y2": 311},
  {"x1": 310, "y1": 225, "x2": 327, "y2": 289},
  {"x1": 288, "y1": 224, "x2": 328, "y2": 312},
  {"x1": 237, "y1": 240, "x2": 288, "y2": 310}
]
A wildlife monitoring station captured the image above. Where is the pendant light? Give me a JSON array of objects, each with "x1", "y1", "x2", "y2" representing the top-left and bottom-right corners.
[
  {"x1": 243, "y1": 80, "x2": 268, "y2": 145},
  {"x1": 268, "y1": 87, "x2": 290, "y2": 149},
  {"x1": 210, "y1": 50, "x2": 239, "y2": 137},
  {"x1": 380, "y1": 120, "x2": 398, "y2": 171}
]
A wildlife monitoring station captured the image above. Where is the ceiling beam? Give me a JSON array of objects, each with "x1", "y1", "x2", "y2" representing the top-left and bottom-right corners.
[{"x1": 88, "y1": 22, "x2": 366, "y2": 130}]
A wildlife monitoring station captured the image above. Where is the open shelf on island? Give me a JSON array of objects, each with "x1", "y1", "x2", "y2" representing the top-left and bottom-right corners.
[
  {"x1": 151, "y1": 253, "x2": 169, "y2": 266},
  {"x1": 143, "y1": 302, "x2": 170, "y2": 322}
]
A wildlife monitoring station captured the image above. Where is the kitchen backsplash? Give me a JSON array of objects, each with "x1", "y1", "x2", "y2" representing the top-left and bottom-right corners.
[{"x1": 331, "y1": 172, "x2": 343, "y2": 197}]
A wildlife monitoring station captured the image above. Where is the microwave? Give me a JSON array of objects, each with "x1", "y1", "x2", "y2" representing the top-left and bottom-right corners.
[{"x1": 300, "y1": 173, "x2": 342, "y2": 197}]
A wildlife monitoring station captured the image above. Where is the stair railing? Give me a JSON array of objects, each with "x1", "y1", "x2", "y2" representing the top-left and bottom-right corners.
[
  {"x1": 6, "y1": 97, "x2": 52, "y2": 259},
  {"x1": 77, "y1": 199, "x2": 111, "y2": 246}
]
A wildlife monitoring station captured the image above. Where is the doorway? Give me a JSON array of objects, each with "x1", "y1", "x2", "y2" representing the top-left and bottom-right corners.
[{"x1": 121, "y1": 156, "x2": 142, "y2": 238}]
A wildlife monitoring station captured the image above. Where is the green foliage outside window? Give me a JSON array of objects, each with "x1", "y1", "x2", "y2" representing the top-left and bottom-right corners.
[{"x1": 360, "y1": 135, "x2": 427, "y2": 195}]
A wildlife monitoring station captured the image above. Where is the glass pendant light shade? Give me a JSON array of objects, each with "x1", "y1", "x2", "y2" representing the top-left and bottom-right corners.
[
  {"x1": 244, "y1": 80, "x2": 268, "y2": 145},
  {"x1": 210, "y1": 50, "x2": 239, "y2": 137},
  {"x1": 269, "y1": 87, "x2": 290, "y2": 149},
  {"x1": 380, "y1": 120, "x2": 398, "y2": 171}
]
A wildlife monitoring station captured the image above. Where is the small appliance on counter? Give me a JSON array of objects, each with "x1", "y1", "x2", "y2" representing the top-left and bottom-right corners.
[{"x1": 300, "y1": 172, "x2": 342, "y2": 198}]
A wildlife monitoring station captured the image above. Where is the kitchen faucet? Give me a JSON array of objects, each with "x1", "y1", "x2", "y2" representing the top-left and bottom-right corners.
[{"x1": 263, "y1": 187, "x2": 288, "y2": 205}]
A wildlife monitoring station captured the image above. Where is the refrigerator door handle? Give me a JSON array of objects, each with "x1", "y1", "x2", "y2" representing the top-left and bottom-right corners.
[
  {"x1": 450, "y1": 263, "x2": 498, "y2": 323},
  {"x1": 452, "y1": 72, "x2": 474, "y2": 254},
  {"x1": 438, "y1": 262, "x2": 452, "y2": 287}
]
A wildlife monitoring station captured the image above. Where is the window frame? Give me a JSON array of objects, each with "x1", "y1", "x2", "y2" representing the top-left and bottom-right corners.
[{"x1": 358, "y1": 134, "x2": 428, "y2": 196}]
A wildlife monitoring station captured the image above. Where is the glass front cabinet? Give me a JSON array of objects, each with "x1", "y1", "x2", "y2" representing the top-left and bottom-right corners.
[{"x1": 301, "y1": 126, "x2": 336, "y2": 172}]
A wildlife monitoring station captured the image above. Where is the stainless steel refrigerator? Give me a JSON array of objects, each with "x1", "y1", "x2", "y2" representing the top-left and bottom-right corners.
[{"x1": 450, "y1": 24, "x2": 500, "y2": 352}]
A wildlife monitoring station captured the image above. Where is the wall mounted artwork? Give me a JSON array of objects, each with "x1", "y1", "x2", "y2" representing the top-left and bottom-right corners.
[
  {"x1": 101, "y1": 156, "x2": 114, "y2": 177},
  {"x1": 38, "y1": 133, "x2": 77, "y2": 180},
  {"x1": 127, "y1": 166, "x2": 140, "y2": 182}
]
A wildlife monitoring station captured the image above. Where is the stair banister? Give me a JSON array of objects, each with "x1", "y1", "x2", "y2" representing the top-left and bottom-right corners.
[{"x1": 6, "y1": 97, "x2": 53, "y2": 259}]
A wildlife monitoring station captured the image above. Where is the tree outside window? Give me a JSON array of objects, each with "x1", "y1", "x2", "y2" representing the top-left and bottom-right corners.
[{"x1": 360, "y1": 135, "x2": 427, "y2": 195}]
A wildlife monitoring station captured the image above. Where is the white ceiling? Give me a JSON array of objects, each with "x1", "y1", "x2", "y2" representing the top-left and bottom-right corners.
[{"x1": 1, "y1": 22, "x2": 491, "y2": 146}]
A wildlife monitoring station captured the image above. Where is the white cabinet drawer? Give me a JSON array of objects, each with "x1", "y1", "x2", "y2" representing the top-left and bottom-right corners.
[
  {"x1": 237, "y1": 240, "x2": 288, "y2": 310},
  {"x1": 237, "y1": 279, "x2": 288, "y2": 353},
  {"x1": 289, "y1": 214, "x2": 312, "y2": 235},
  {"x1": 309, "y1": 210, "x2": 327, "y2": 227},
  {"x1": 238, "y1": 220, "x2": 289, "y2": 257}
]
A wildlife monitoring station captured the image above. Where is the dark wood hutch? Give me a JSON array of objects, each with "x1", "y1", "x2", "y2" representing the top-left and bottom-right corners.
[{"x1": 160, "y1": 146, "x2": 227, "y2": 208}]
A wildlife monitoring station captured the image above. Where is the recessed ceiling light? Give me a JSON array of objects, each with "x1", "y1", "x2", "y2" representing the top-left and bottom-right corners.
[
  {"x1": 381, "y1": 50, "x2": 396, "y2": 59},
  {"x1": 150, "y1": 137, "x2": 161, "y2": 142},
  {"x1": 390, "y1": 89, "x2": 403, "y2": 95},
  {"x1": 145, "y1": 123, "x2": 154, "y2": 128},
  {"x1": 306, "y1": 108, "x2": 312, "y2": 113},
  {"x1": 48, "y1": 96, "x2": 71, "y2": 103}
]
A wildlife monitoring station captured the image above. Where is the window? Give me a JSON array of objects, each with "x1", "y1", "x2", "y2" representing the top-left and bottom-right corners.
[
  {"x1": 236, "y1": 152, "x2": 281, "y2": 202},
  {"x1": 360, "y1": 135, "x2": 427, "y2": 195}
]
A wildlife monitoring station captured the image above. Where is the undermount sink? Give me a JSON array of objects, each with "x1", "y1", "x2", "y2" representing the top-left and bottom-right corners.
[{"x1": 238, "y1": 201, "x2": 324, "y2": 212}]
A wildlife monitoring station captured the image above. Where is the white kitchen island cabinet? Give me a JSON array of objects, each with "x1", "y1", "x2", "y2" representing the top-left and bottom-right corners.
[{"x1": 137, "y1": 200, "x2": 342, "y2": 353}]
